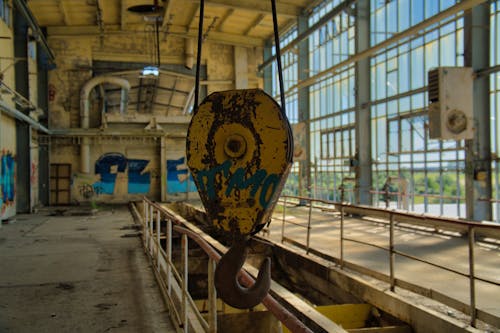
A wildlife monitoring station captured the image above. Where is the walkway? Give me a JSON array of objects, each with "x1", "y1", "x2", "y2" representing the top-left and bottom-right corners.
[
  {"x1": 0, "y1": 205, "x2": 175, "y2": 333},
  {"x1": 265, "y1": 204, "x2": 500, "y2": 325}
]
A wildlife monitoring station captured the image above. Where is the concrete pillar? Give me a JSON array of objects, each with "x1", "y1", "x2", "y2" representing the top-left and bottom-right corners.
[
  {"x1": 355, "y1": 0, "x2": 372, "y2": 205},
  {"x1": 161, "y1": 136, "x2": 166, "y2": 202},
  {"x1": 14, "y1": 4, "x2": 31, "y2": 213},
  {"x1": 37, "y1": 45, "x2": 49, "y2": 206},
  {"x1": 234, "y1": 46, "x2": 249, "y2": 89},
  {"x1": 298, "y1": 16, "x2": 311, "y2": 197},
  {"x1": 464, "y1": 5, "x2": 491, "y2": 221},
  {"x1": 263, "y1": 41, "x2": 273, "y2": 94}
]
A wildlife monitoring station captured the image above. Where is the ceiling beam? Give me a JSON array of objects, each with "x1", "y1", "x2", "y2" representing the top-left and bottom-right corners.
[
  {"x1": 121, "y1": 0, "x2": 127, "y2": 30},
  {"x1": 46, "y1": 24, "x2": 264, "y2": 47},
  {"x1": 187, "y1": 4, "x2": 199, "y2": 29},
  {"x1": 58, "y1": 0, "x2": 69, "y2": 25},
  {"x1": 161, "y1": 0, "x2": 172, "y2": 29},
  {"x1": 215, "y1": 8, "x2": 233, "y2": 31},
  {"x1": 243, "y1": 13, "x2": 265, "y2": 36},
  {"x1": 186, "y1": 0, "x2": 301, "y2": 18}
]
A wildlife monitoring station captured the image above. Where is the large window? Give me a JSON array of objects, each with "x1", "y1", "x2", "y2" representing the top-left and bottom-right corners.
[
  {"x1": 491, "y1": 0, "x2": 500, "y2": 221},
  {"x1": 307, "y1": 0, "x2": 357, "y2": 202},
  {"x1": 0, "y1": 0, "x2": 11, "y2": 26},
  {"x1": 268, "y1": 0, "x2": 500, "y2": 220}
]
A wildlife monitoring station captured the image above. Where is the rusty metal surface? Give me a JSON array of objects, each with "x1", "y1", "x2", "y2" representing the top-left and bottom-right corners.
[
  {"x1": 213, "y1": 238, "x2": 271, "y2": 309},
  {"x1": 186, "y1": 89, "x2": 293, "y2": 236}
]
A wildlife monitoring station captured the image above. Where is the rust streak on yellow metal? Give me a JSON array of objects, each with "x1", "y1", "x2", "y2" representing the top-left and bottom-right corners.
[{"x1": 186, "y1": 89, "x2": 293, "y2": 236}]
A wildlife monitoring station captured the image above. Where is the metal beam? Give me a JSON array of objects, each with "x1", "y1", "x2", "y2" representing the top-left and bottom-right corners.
[
  {"x1": 355, "y1": 0, "x2": 371, "y2": 205},
  {"x1": 58, "y1": 0, "x2": 69, "y2": 25},
  {"x1": 187, "y1": 4, "x2": 199, "y2": 29},
  {"x1": 186, "y1": 0, "x2": 301, "y2": 18},
  {"x1": 244, "y1": 14, "x2": 265, "y2": 36},
  {"x1": 161, "y1": 0, "x2": 172, "y2": 29},
  {"x1": 121, "y1": 0, "x2": 127, "y2": 30},
  {"x1": 46, "y1": 24, "x2": 264, "y2": 47},
  {"x1": 286, "y1": 0, "x2": 487, "y2": 91},
  {"x1": 216, "y1": 8, "x2": 233, "y2": 31},
  {"x1": 259, "y1": 0, "x2": 357, "y2": 71},
  {"x1": 12, "y1": 0, "x2": 55, "y2": 62},
  {"x1": 464, "y1": 4, "x2": 491, "y2": 223}
]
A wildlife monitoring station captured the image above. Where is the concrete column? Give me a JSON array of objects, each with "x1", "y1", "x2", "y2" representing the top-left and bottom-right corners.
[
  {"x1": 160, "y1": 136, "x2": 166, "y2": 202},
  {"x1": 298, "y1": 16, "x2": 311, "y2": 197},
  {"x1": 14, "y1": 4, "x2": 31, "y2": 213},
  {"x1": 355, "y1": 0, "x2": 372, "y2": 205},
  {"x1": 37, "y1": 46, "x2": 50, "y2": 206},
  {"x1": 234, "y1": 46, "x2": 249, "y2": 89},
  {"x1": 263, "y1": 41, "x2": 273, "y2": 94},
  {"x1": 464, "y1": 5, "x2": 491, "y2": 221}
]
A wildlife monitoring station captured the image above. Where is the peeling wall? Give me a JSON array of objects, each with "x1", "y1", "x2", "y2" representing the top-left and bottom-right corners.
[
  {"x1": 51, "y1": 140, "x2": 161, "y2": 204},
  {"x1": 0, "y1": 18, "x2": 17, "y2": 220},
  {"x1": 47, "y1": 31, "x2": 263, "y2": 204},
  {"x1": 165, "y1": 137, "x2": 197, "y2": 201},
  {"x1": 48, "y1": 38, "x2": 93, "y2": 129}
]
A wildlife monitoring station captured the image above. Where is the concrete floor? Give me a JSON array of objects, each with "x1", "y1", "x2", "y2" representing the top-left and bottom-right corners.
[
  {"x1": 266, "y1": 205, "x2": 500, "y2": 323},
  {"x1": 0, "y1": 205, "x2": 176, "y2": 333}
]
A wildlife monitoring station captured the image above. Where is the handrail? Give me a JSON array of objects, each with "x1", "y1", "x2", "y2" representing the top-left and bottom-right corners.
[
  {"x1": 279, "y1": 195, "x2": 500, "y2": 231},
  {"x1": 139, "y1": 197, "x2": 314, "y2": 333},
  {"x1": 276, "y1": 195, "x2": 500, "y2": 328}
]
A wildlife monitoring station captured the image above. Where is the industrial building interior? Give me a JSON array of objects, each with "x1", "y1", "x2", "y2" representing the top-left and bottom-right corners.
[{"x1": 1, "y1": 0, "x2": 500, "y2": 332}]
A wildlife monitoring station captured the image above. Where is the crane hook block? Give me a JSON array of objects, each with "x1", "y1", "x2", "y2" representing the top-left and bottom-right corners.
[{"x1": 186, "y1": 89, "x2": 293, "y2": 236}]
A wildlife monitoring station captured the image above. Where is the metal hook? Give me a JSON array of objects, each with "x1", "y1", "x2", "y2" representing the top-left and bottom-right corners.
[{"x1": 214, "y1": 238, "x2": 271, "y2": 309}]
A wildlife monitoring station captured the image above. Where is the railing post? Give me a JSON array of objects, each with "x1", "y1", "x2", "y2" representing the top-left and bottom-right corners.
[
  {"x1": 144, "y1": 200, "x2": 149, "y2": 246},
  {"x1": 167, "y1": 218, "x2": 172, "y2": 295},
  {"x1": 149, "y1": 205, "x2": 154, "y2": 254},
  {"x1": 281, "y1": 196, "x2": 287, "y2": 243},
  {"x1": 306, "y1": 199, "x2": 313, "y2": 254},
  {"x1": 156, "y1": 209, "x2": 161, "y2": 270},
  {"x1": 181, "y1": 234, "x2": 189, "y2": 333},
  {"x1": 208, "y1": 258, "x2": 217, "y2": 333},
  {"x1": 389, "y1": 212, "x2": 395, "y2": 292},
  {"x1": 468, "y1": 226, "x2": 476, "y2": 327},
  {"x1": 340, "y1": 204, "x2": 344, "y2": 269}
]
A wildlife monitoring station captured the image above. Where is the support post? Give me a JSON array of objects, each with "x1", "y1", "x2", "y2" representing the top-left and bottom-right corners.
[
  {"x1": 298, "y1": 15, "x2": 311, "y2": 200},
  {"x1": 464, "y1": 2, "x2": 491, "y2": 221},
  {"x1": 306, "y1": 199, "x2": 312, "y2": 254},
  {"x1": 355, "y1": 0, "x2": 372, "y2": 205},
  {"x1": 468, "y1": 226, "x2": 476, "y2": 327},
  {"x1": 389, "y1": 212, "x2": 395, "y2": 291},
  {"x1": 167, "y1": 218, "x2": 172, "y2": 295},
  {"x1": 208, "y1": 258, "x2": 217, "y2": 333},
  {"x1": 281, "y1": 196, "x2": 287, "y2": 243},
  {"x1": 181, "y1": 234, "x2": 188, "y2": 333},
  {"x1": 340, "y1": 205, "x2": 345, "y2": 269},
  {"x1": 156, "y1": 209, "x2": 161, "y2": 270}
]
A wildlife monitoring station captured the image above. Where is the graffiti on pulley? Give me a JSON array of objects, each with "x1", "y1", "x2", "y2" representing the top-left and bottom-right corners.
[{"x1": 196, "y1": 160, "x2": 280, "y2": 208}]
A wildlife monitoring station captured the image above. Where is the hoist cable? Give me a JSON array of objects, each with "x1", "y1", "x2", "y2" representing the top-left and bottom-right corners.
[
  {"x1": 194, "y1": 0, "x2": 286, "y2": 114},
  {"x1": 271, "y1": 0, "x2": 286, "y2": 114},
  {"x1": 194, "y1": 0, "x2": 205, "y2": 113}
]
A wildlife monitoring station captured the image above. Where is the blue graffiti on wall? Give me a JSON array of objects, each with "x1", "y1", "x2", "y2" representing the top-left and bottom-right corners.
[
  {"x1": 93, "y1": 153, "x2": 128, "y2": 194},
  {"x1": 93, "y1": 153, "x2": 151, "y2": 195},
  {"x1": 167, "y1": 157, "x2": 197, "y2": 194},
  {"x1": 0, "y1": 151, "x2": 16, "y2": 211},
  {"x1": 128, "y1": 159, "x2": 151, "y2": 194}
]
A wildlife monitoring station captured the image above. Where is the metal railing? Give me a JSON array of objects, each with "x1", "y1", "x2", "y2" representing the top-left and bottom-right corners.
[
  {"x1": 135, "y1": 197, "x2": 315, "y2": 333},
  {"x1": 276, "y1": 195, "x2": 500, "y2": 328}
]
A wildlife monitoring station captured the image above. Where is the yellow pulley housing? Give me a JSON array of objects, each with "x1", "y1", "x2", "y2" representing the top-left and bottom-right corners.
[{"x1": 186, "y1": 89, "x2": 293, "y2": 236}]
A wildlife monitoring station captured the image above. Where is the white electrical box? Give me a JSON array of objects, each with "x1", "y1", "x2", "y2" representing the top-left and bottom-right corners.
[{"x1": 428, "y1": 67, "x2": 474, "y2": 140}]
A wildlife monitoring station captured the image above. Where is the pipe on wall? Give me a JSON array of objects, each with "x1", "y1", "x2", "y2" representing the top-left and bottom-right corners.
[
  {"x1": 0, "y1": 100, "x2": 50, "y2": 134},
  {"x1": 79, "y1": 76, "x2": 130, "y2": 173},
  {"x1": 185, "y1": 38, "x2": 194, "y2": 70}
]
